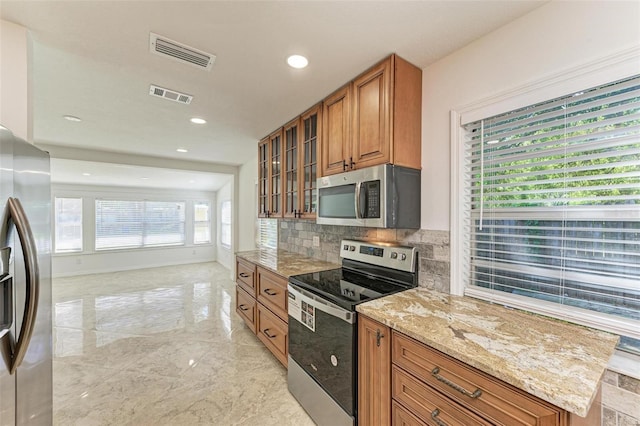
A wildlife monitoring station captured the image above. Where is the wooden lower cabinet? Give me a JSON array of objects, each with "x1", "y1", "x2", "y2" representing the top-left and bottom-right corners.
[
  {"x1": 358, "y1": 315, "x2": 392, "y2": 426},
  {"x1": 235, "y1": 256, "x2": 289, "y2": 368},
  {"x1": 358, "y1": 314, "x2": 601, "y2": 426},
  {"x1": 235, "y1": 286, "x2": 256, "y2": 333},
  {"x1": 257, "y1": 303, "x2": 288, "y2": 367}
]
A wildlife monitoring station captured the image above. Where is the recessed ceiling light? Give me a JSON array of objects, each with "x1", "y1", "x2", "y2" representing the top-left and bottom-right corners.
[
  {"x1": 82, "y1": 172, "x2": 91, "y2": 176},
  {"x1": 176, "y1": 148, "x2": 188, "y2": 153},
  {"x1": 287, "y1": 55, "x2": 308, "y2": 69},
  {"x1": 189, "y1": 180, "x2": 196, "y2": 184},
  {"x1": 140, "y1": 177, "x2": 149, "y2": 180},
  {"x1": 63, "y1": 115, "x2": 82, "y2": 122},
  {"x1": 190, "y1": 117, "x2": 206, "y2": 124}
]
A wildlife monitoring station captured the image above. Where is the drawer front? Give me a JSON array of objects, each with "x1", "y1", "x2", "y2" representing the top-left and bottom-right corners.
[
  {"x1": 392, "y1": 401, "x2": 427, "y2": 426},
  {"x1": 235, "y1": 285, "x2": 256, "y2": 333},
  {"x1": 392, "y1": 332, "x2": 561, "y2": 425},
  {"x1": 257, "y1": 267, "x2": 288, "y2": 322},
  {"x1": 257, "y1": 303, "x2": 288, "y2": 368},
  {"x1": 392, "y1": 366, "x2": 491, "y2": 426},
  {"x1": 236, "y1": 258, "x2": 256, "y2": 296}
]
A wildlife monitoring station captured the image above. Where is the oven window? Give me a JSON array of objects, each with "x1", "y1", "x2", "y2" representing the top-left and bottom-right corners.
[{"x1": 318, "y1": 184, "x2": 356, "y2": 218}]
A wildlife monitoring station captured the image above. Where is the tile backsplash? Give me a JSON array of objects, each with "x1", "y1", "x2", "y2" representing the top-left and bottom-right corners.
[{"x1": 278, "y1": 219, "x2": 450, "y2": 293}]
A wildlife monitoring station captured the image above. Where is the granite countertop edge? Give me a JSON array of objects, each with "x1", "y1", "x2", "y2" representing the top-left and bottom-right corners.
[
  {"x1": 356, "y1": 288, "x2": 619, "y2": 418},
  {"x1": 235, "y1": 249, "x2": 340, "y2": 278}
]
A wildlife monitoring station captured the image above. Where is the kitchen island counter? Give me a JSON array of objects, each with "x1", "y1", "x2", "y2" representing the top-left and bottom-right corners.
[
  {"x1": 236, "y1": 248, "x2": 339, "y2": 278},
  {"x1": 356, "y1": 288, "x2": 619, "y2": 418}
]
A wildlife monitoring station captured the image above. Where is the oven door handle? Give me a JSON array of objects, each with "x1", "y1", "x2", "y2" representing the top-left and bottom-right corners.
[{"x1": 287, "y1": 284, "x2": 355, "y2": 324}]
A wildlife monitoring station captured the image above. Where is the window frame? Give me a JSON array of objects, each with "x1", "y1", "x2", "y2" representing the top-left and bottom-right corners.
[
  {"x1": 94, "y1": 199, "x2": 186, "y2": 251},
  {"x1": 54, "y1": 197, "x2": 83, "y2": 254},
  {"x1": 220, "y1": 200, "x2": 231, "y2": 249},
  {"x1": 451, "y1": 48, "x2": 640, "y2": 351},
  {"x1": 193, "y1": 200, "x2": 212, "y2": 245}
]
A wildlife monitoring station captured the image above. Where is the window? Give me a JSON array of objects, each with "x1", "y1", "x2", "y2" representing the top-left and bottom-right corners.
[
  {"x1": 258, "y1": 219, "x2": 278, "y2": 249},
  {"x1": 54, "y1": 197, "x2": 82, "y2": 253},
  {"x1": 95, "y1": 200, "x2": 185, "y2": 250},
  {"x1": 461, "y1": 75, "x2": 640, "y2": 354},
  {"x1": 220, "y1": 200, "x2": 231, "y2": 248},
  {"x1": 194, "y1": 201, "x2": 211, "y2": 244}
]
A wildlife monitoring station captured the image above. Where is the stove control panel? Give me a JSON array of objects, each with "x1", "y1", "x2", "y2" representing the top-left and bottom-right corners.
[{"x1": 340, "y1": 239, "x2": 417, "y2": 273}]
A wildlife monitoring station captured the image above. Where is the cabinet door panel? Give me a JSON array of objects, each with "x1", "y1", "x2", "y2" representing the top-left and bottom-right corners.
[
  {"x1": 358, "y1": 316, "x2": 391, "y2": 426},
  {"x1": 269, "y1": 129, "x2": 283, "y2": 217},
  {"x1": 300, "y1": 104, "x2": 321, "y2": 218},
  {"x1": 352, "y1": 59, "x2": 390, "y2": 169},
  {"x1": 322, "y1": 85, "x2": 351, "y2": 176},
  {"x1": 235, "y1": 286, "x2": 256, "y2": 333},
  {"x1": 283, "y1": 118, "x2": 300, "y2": 219},
  {"x1": 257, "y1": 303, "x2": 288, "y2": 367},
  {"x1": 258, "y1": 138, "x2": 269, "y2": 217}
]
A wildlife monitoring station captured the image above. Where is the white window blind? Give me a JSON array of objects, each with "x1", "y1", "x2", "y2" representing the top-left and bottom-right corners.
[
  {"x1": 463, "y1": 75, "x2": 640, "y2": 354},
  {"x1": 258, "y1": 219, "x2": 277, "y2": 249},
  {"x1": 95, "y1": 200, "x2": 185, "y2": 250},
  {"x1": 194, "y1": 201, "x2": 211, "y2": 244},
  {"x1": 54, "y1": 197, "x2": 83, "y2": 253},
  {"x1": 220, "y1": 200, "x2": 231, "y2": 248}
]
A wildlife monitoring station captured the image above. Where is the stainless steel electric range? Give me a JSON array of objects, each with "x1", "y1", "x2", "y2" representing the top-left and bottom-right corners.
[{"x1": 287, "y1": 239, "x2": 418, "y2": 426}]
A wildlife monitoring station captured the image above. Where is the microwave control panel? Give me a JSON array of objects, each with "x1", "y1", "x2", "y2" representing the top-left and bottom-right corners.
[{"x1": 362, "y1": 181, "x2": 380, "y2": 218}]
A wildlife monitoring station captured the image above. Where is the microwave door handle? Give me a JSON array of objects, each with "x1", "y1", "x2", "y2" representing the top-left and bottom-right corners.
[
  {"x1": 354, "y1": 182, "x2": 362, "y2": 219},
  {"x1": 359, "y1": 183, "x2": 367, "y2": 218}
]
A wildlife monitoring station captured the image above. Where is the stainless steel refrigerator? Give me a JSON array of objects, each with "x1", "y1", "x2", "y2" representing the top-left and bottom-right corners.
[{"x1": 0, "y1": 126, "x2": 52, "y2": 425}]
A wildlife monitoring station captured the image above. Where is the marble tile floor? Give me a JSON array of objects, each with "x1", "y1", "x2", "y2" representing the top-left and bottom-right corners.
[{"x1": 52, "y1": 262, "x2": 315, "y2": 426}]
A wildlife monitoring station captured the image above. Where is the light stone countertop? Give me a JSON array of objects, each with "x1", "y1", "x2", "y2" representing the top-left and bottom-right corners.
[
  {"x1": 356, "y1": 288, "x2": 619, "y2": 417},
  {"x1": 235, "y1": 248, "x2": 340, "y2": 278}
]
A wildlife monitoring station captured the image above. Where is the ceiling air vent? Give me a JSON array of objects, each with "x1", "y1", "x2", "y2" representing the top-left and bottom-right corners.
[
  {"x1": 149, "y1": 85, "x2": 193, "y2": 105},
  {"x1": 149, "y1": 32, "x2": 215, "y2": 71}
]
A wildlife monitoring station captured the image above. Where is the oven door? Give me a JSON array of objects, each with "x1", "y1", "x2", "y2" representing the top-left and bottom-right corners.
[{"x1": 287, "y1": 283, "x2": 356, "y2": 415}]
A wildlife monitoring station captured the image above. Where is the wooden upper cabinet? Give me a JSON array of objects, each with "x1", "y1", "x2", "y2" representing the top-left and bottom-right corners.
[
  {"x1": 283, "y1": 117, "x2": 301, "y2": 219},
  {"x1": 300, "y1": 104, "x2": 321, "y2": 219},
  {"x1": 280, "y1": 103, "x2": 321, "y2": 220},
  {"x1": 257, "y1": 136, "x2": 269, "y2": 218},
  {"x1": 258, "y1": 129, "x2": 284, "y2": 218},
  {"x1": 321, "y1": 54, "x2": 422, "y2": 176},
  {"x1": 322, "y1": 85, "x2": 351, "y2": 176},
  {"x1": 269, "y1": 129, "x2": 284, "y2": 218},
  {"x1": 352, "y1": 58, "x2": 391, "y2": 169}
]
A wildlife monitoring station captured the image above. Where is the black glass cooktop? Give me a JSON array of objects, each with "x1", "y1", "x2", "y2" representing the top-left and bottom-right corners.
[{"x1": 289, "y1": 267, "x2": 414, "y2": 311}]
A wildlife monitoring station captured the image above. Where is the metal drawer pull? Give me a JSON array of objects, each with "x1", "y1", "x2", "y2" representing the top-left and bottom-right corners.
[
  {"x1": 239, "y1": 272, "x2": 250, "y2": 278},
  {"x1": 431, "y1": 409, "x2": 447, "y2": 426},
  {"x1": 376, "y1": 329, "x2": 384, "y2": 347},
  {"x1": 238, "y1": 304, "x2": 249, "y2": 311},
  {"x1": 263, "y1": 288, "x2": 277, "y2": 296},
  {"x1": 431, "y1": 367, "x2": 483, "y2": 399},
  {"x1": 263, "y1": 329, "x2": 276, "y2": 339}
]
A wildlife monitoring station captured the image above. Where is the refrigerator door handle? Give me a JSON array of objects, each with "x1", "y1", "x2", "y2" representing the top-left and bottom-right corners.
[{"x1": 0, "y1": 197, "x2": 39, "y2": 374}]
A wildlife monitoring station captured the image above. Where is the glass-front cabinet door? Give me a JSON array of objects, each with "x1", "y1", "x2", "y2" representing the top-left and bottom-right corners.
[
  {"x1": 258, "y1": 137, "x2": 269, "y2": 218},
  {"x1": 284, "y1": 118, "x2": 300, "y2": 218},
  {"x1": 301, "y1": 104, "x2": 321, "y2": 219},
  {"x1": 269, "y1": 129, "x2": 283, "y2": 217}
]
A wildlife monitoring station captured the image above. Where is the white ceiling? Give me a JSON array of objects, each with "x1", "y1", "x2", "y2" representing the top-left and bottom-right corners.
[
  {"x1": 50, "y1": 158, "x2": 231, "y2": 192},
  {"x1": 1, "y1": 0, "x2": 546, "y2": 189}
]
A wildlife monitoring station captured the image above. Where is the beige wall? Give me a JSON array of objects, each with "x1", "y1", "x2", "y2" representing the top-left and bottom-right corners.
[
  {"x1": 420, "y1": 0, "x2": 640, "y2": 231},
  {"x1": 0, "y1": 19, "x2": 30, "y2": 141},
  {"x1": 237, "y1": 151, "x2": 257, "y2": 252}
]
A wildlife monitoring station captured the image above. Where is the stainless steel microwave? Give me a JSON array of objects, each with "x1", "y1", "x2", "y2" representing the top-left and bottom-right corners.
[{"x1": 316, "y1": 164, "x2": 420, "y2": 228}]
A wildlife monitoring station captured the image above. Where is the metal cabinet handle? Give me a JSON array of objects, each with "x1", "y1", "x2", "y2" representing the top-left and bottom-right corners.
[
  {"x1": 376, "y1": 329, "x2": 384, "y2": 347},
  {"x1": 239, "y1": 272, "x2": 250, "y2": 278},
  {"x1": 263, "y1": 329, "x2": 276, "y2": 339},
  {"x1": 431, "y1": 367, "x2": 483, "y2": 399},
  {"x1": 0, "y1": 197, "x2": 39, "y2": 374},
  {"x1": 238, "y1": 304, "x2": 249, "y2": 311},
  {"x1": 431, "y1": 409, "x2": 447, "y2": 426},
  {"x1": 349, "y1": 156, "x2": 355, "y2": 169},
  {"x1": 263, "y1": 288, "x2": 277, "y2": 296},
  {"x1": 342, "y1": 159, "x2": 348, "y2": 171}
]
